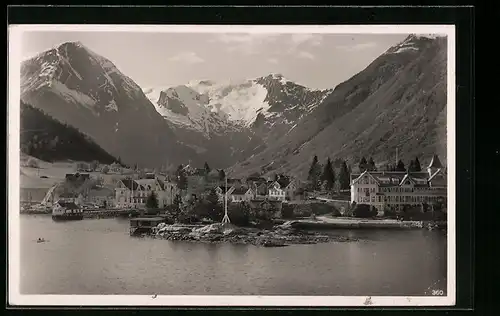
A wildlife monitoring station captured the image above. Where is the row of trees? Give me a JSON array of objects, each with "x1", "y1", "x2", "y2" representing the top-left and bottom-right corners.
[
  {"x1": 307, "y1": 155, "x2": 351, "y2": 192},
  {"x1": 384, "y1": 157, "x2": 422, "y2": 172},
  {"x1": 357, "y1": 156, "x2": 423, "y2": 173},
  {"x1": 173, "y1": 162, "x2": 227, "y2": 193}
]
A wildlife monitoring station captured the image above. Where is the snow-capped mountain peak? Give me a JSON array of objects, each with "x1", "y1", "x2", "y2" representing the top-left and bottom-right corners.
[
  {"x1": 144, "y1": 85, "x2": 237, "y2": 136},
  {"x1": 384, "y1": 33, "x2": 445, "y2": 55},
  {"x1": 145, "y1": 74, "x2": 332, "y2": 147},
  {"x1": 21, "y1": 41, "x2": 144, "y2": 114}
]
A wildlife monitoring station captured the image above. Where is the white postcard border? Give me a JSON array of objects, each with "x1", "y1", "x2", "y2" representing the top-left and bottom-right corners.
[{"x1": 8, "y1": 24, "x2": 456, "y2": 307}]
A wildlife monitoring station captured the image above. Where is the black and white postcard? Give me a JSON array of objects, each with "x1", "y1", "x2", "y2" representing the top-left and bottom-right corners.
[{"x1": 8, "y1": 24, "x2": 455, "y2": 307}]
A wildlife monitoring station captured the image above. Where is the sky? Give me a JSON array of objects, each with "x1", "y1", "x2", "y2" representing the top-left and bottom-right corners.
[{"x1": 21, "y1": 31, "x2": 408, "y2": 90}]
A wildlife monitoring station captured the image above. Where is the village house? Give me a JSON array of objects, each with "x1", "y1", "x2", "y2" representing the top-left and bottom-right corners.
[
  {"x1": 114, "y1": 177, "x2": 178, "y2": 209},
  {"x1": 350, "y1": 154, "x2": 447, "y2": 212},
  {"x1": 65, "y1": 173, "x2": 90, "y2": 184},
  {"x1": 275, "y1": 175, "x2": 300, "y2": 200},
  {"x1": 267, "y1": 181, "x2": 286, "y2": 201},
  {"x1": 248, "y1": 199, "x2": 283, "y2": 218},
  {"x1": 52, "y1": 200, "x2": 83, "y2": 216},
  {"x1": 228, "y1": 187, "x2": 254, "y2": 203},
  {"x1": 57, "y1": 192, "x2": 84, "y2": 205},
  {"x1": 84, "y1": 186, "x2": 115, "y2": 208}
]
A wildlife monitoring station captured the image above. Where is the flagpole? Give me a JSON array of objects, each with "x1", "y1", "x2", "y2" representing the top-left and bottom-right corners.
[{"x1": 222, "y1": 172, "x2": 231, "y2": 224}]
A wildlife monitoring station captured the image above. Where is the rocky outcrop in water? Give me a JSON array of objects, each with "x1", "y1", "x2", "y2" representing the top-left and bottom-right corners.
[{"x1": 150, "y1": 222, "x2": 358, "y2": 247}]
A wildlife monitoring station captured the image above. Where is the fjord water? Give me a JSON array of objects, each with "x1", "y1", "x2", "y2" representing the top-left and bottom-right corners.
[{"x1": 20, "y1": 215, "x2": 447, "y2": 296}]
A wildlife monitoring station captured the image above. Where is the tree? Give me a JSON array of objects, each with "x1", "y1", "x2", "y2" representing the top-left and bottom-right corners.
[
  {"x1": 358, "y1": 157, "x2": 368, "y2": 173},
  {"x1": 204, "y1": 162, "x2": 211, "y2": 175},
  {"x1": 320, "y1": 158, "x2": 335, "y2": 191},
  {"x1": 414, "y1": 157, "x2": 422, "y2": 172},
  {"x1": 176, "y1": 167, "x2": 188, "y2": 192},
  {"x1": 307, "y1": 155, "x2": 322, "y2": 190},
  {"x1": 146, "y1": 191, "x2": 159, "y2": 209},
  {"x1": 173, "y1": 194, "x2": 182, "y2": 208},
  {"x1": 367, "y1": 157, "x2": 376, "y2": 171},
  {"x1": 218, "y1": 169, "x2": 226, "y2": 181},
  {"x1": 396, "y1": 160, "x2": 406, "y2": 172},
  {"x1": 339, "y1": 160, "x2": 351, "y2": 191},
  {"x1": 228, "y1": 202, "x2": 251, "y2": 226},
  {"x1": 206, "y1": 188, "x2": 220, "y2": 206},
  {"x1": 102, "y1": 165, "x2": 109, "y2": 174},
  {"x1": 90, "y1": 160, "x2": 99, "y2": 171}
]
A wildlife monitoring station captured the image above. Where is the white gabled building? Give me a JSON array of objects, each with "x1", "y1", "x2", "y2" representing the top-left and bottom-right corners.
[
  {"x1": 267, "y1": 181, "x2": 286, "y2": 201},
  {"x1": 114, "y1": 177, "x2": 178, "y2": 209},
  {"x1": 350, "y1": 155, "x2": 447, "y2": 212}
]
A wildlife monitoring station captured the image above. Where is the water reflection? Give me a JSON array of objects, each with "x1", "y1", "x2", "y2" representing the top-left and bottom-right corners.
[{"x1": 20, "y1": 215, "x2": 447, "y2": 296}]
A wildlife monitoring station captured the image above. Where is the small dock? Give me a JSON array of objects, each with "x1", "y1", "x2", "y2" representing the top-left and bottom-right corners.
[{"x1": 129, "y1": 217, "x2": 165, "y2": 236}]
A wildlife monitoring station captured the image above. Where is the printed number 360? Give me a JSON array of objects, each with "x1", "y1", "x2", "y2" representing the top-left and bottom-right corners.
[{"x1": 432, "y1": 290, "x2": 444, "y2": 296}]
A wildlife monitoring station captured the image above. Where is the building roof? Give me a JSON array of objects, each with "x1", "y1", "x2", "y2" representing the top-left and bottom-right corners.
[
  {"x1": 89, "y1": 187, "x2": 114, "y2": 197},
  {"x1": 65, "y1": 173, "x2": 90, "y2": 182},
  {"x1": 227, "y1": 178, "x2": 242, "y2": 185},
  {"x1": 246, "y1": 176, "x2": 267, "y2": 183},
  {"x1": 57, "y1": 201, "x2": 80, "y2": 209},
  {"x1": 428, "y1": 154, "x2": 444, "y2": 169},
  {"x1": 59, "y1": 192, "x2": 79, "y2": 198},
  {"x1": 351, "y1": 171, "x2": 444, "y2": 188},
  {"x1": 121, "y1": 179, "x2": 140, "y2": 191},
  {"x1": 277, "y1": 176, "x2": 291, "y2": 188},
  {"x1": 156, "y1": 179, "x2": 166, "y2": 190},
  {"x1": 135, "y1": 179, "x2": 157, "y2": 190},
  {"x1": 217, "y1": 185, "x2": 233, "y2": 193},
  {"x1": 231, "y1": 187, "x2": 251, "y2": 195},
  {"x1": 267, "y1": 181, "x2": 282, "y2": 189},
  {"x1": 428, "y1": 171, "x2": 447, "y2": 187}
]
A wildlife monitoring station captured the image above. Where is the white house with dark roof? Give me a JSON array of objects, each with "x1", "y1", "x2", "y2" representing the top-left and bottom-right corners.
[
  {"x1": 114, "y1": 177, "x2": 177, "y2": 209},
  {"x1": 267, "y1": 181, "x2": 286, "y2": 201},
  {"x1": 350, "y1": 155, "x2": 447, "y2": 212},
  {"x1": 228, "y1": 187, "x2": 254, "y2": 203}
]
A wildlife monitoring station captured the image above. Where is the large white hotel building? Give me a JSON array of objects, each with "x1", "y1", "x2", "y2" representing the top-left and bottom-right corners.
[{"x1": 350, "y1": 155, "x2": 447, "y2": 212}]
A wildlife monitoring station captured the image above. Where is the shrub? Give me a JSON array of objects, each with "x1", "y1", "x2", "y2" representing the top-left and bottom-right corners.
[
  {"x1": 227, "y1": 202, "x2": 251, "y2": 227},
  {"x1": 352, "y1": 204, "x2": 377, "y2": 218},
  {"x1": 281, "y1": 204, "x2": 295, "y2": 219},
  {"x1": 310, "y1": 202, "x2": 341, "y2": 216}
]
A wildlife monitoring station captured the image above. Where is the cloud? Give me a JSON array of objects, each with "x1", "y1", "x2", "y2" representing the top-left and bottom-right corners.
[
  {"x1": 336, "y1": 42, "x2": 377, "y2": 51},
  {"x1": 168, "y1": 52, "x2": 204, "y2": 64},
  {"x1": 267, "y1": 58, "x2": 278, "y2": 64},
  {"x1": 210, "y1": 33, "x2": 280, "y2": 55},
  {"x1": 297, "y1": 51, "x2": 315, "y2": 60},
  {"x1": 290, "y1": 34, "x2": 323, "y2": 47}
]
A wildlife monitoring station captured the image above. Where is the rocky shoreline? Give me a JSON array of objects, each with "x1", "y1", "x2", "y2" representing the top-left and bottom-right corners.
[{"x1": 148, "y1": 222, "x2": 359, "y2": 247}]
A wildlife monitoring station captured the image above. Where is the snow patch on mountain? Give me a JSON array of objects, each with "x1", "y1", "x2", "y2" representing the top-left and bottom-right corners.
[
  {"x1": 144, "y1": 85, "x2": 236, "y2": 136},
  {"x1": 384, "y1": 33, "x2": 444, "y2": 55},
  {"x1": 50, "y1": 80, "x2": 97, "y2": 108},
  {"x1": 188, "y1": 79, "x2": 271, "y2": 126}
]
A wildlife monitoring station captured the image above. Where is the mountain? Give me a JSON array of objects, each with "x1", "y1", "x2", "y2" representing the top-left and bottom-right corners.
[
  {"x1": 20, "y1": 101, "x2": 119, "y2": 164},
  {"x1": 187, "y1": 74, "x2": 332, "y2": 142},
  {"x1": 144, "y1": 84, "x2": 264, "y2": 168},
  {"x1": 20, "y1": 41, "x2": 198, "y2": 168},
  {"x1": 144, "y1": 74, "x2": 331, "y2": 167},
  {"x1": 229, "y1": 34, "x2": 448, "y2": 178}
]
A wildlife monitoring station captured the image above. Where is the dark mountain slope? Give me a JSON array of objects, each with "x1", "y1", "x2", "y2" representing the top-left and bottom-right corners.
[{"x1": 20, "y1": 101, "x2": 120, "y2": 164}]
